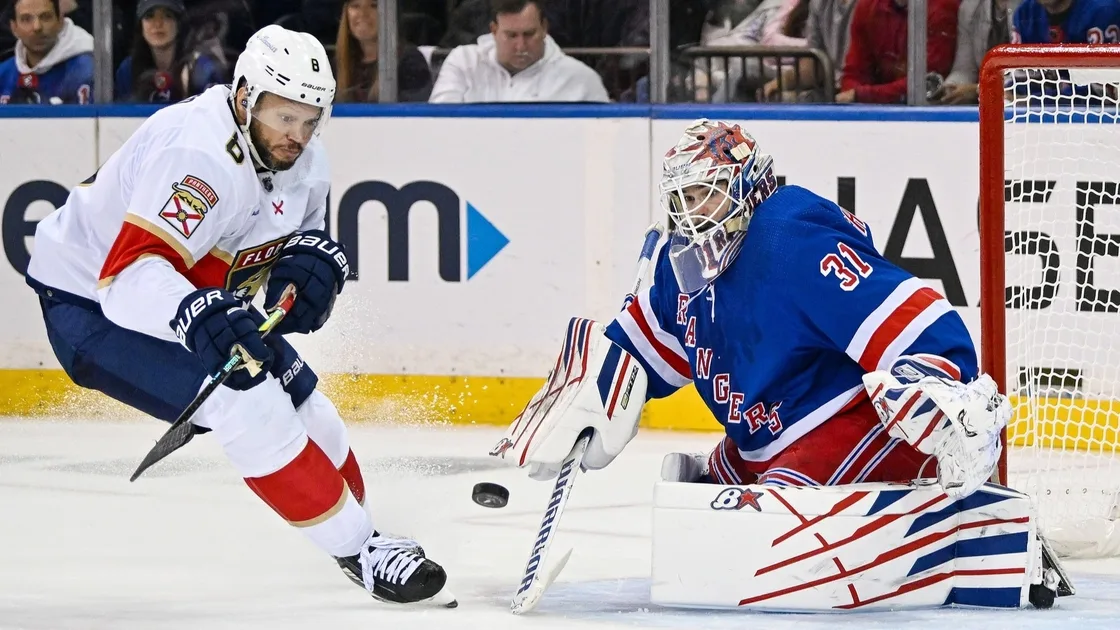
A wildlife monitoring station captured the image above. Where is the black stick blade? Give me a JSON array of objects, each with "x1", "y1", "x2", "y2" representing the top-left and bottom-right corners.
[{"x1": 129, "y1": 419, "x2": 197, "y2": 482}]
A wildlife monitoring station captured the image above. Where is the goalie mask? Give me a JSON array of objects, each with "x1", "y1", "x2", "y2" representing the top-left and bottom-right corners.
[
  {"x1": 232, "y1": 25, "x2": 336, "y2": 171},
  {"x1": 660, "y1": 119, "x2": 777, "y2": 293}
]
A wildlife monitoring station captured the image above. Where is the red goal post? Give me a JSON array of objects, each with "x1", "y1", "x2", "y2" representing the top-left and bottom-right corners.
[{"x1": 979, "y1": 44, "x2": 1120, "y2": 558}]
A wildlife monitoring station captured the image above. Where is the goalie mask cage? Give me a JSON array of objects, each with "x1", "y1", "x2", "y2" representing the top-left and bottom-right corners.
[{"x1": 980, "y1": 44, "x2": 1120, "y2": 559}]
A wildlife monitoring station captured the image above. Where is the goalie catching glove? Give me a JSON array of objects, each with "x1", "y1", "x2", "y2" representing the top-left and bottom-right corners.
[
  {"x1": 863, "y1": 354, "x2": 1010, "y2": 499},
  {"x1": 490, "y1": 318, "x2": 648, "y2": 480}
]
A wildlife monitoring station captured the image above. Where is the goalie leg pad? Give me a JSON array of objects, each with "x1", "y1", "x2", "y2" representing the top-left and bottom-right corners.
[{"x1": 652, "y1": 480, "x2": 1050, "y2": 611}]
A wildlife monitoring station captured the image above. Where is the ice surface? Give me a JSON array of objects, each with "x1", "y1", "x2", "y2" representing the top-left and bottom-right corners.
[{"x1": 1, "y1": 420, "x2": 1118, "y2": 629}]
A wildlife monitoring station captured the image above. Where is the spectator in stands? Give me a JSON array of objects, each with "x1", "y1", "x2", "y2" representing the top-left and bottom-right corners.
[
  {"x1": 763, "y1": 0, "x2": 810, "y2": 46},
  {"x1": 694, "y1": 0, "x2": 809, "y2": 101},
  {"x1": 429, "y1": 0, "x2": 608, "y2": 103},
  {"x1": 334, "y1": 0, "x2": 432, "y2": 102},
  {"x1": 1005, "y1": 0, "x2": 1120, "y2": 104},
  {"x1": 760, "y1": 0, "x2": 856, "y2": 102},
  {"x1": 929, "y1": 0, "x2": 1013, "y2": 105},
  {"x1": 114, "y1": 0, "x2": 227, "y2": 103},
  {"x1": 0, "y1": 0, "x2": 92, "y2": 103},
  {"x1": 1011, "y1": 0, "x2": 1120, "y2": 44},
  {"x1": 442, "y1": 0, "x2": 650, "y2": 49},
  {"x1": 440, "y1": 0, "x2": 646, "y2": 99},
  {"x1": 837, "y1": 0, "x2": 957, "y2": 104}
]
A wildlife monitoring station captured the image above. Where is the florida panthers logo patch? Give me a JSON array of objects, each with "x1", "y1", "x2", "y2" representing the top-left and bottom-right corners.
[
  {"x1": 160, "y1": 175, "x2": 219, "y2": 238},
  {"x1": 226, "y1": 235, "x2": 289, "y2": 299}
]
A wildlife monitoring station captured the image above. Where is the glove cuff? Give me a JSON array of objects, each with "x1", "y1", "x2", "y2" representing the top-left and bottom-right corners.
[{"x1": 280, "y1": 230, "x2": 349, "y2": 294}]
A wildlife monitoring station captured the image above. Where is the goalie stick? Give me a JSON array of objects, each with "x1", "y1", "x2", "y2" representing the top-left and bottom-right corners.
[
  {"x1": 510, "y1": 223, "x2": 664, "y2": 615},
  {"x1": 511, "y1": 427, "x2": 591, "y2": 614},
  {"x1": 129, "y1": 285, "x2": 297, "y2": 482}
]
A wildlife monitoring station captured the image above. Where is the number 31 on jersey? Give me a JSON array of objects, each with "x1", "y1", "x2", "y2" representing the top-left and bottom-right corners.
[{"x1": 819, "y1": 243, "x2": 873, "y2": 291}]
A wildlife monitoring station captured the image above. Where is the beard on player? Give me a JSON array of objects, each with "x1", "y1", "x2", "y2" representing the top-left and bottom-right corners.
[
  {"x1": 245, "y1": 92, "x2": 323, "y2": 171},
  {"x1": 249, "y1": 117, "x2": 305, "y2": 171}
]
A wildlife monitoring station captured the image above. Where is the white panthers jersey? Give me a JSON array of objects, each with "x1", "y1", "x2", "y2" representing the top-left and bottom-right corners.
[{"x1": 28, "y1": 84, "x2": 331, "y2": 339}]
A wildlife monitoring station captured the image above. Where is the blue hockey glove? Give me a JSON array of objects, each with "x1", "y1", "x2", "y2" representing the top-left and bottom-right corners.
[
  {"x1": 170, "y1": 288, "x2": 274, "y2": 391},
  {"x1": 263, "y1": 333, "x2": 318, "y2": 408},
  {"x1": 264, "y1": 230, "x2": 349, "y2": 335}
]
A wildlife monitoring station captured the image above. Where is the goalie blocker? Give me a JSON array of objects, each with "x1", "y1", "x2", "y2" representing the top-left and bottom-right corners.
[{"x1": 494, "y1": 318, "x2": 1072, "y2": 612}]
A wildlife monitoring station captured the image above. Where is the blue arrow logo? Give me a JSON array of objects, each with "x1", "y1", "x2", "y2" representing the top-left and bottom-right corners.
[{"x1": 466, "y1": 202, "x2": 509, "y2": 280}]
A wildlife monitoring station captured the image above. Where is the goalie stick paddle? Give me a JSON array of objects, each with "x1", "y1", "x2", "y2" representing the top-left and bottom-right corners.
[
  {"x1": 510, "y1": 224, "x2": 664, "y2": 614},
  {"x1": 129, "y1": 285, "x2": 297, "y2": 482}
]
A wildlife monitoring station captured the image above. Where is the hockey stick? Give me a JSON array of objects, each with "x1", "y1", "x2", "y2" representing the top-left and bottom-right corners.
[
  {"x1": 129, "y1": 285, "x2": 297, "y2": 482},
  {"x1": 623, "y1": 223, "x2": 665, "y2": 310},
  {"x1": 511, "y1": 426, "x2": 591, "y2": 614},
  {"x1": 510, "y1": 223, "x2": 664, "y2": 615}
]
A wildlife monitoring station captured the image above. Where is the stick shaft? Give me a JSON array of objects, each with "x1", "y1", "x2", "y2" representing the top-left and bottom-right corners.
[{"x1": 511, "y1": 428, "x2": 591, "y2": 614}]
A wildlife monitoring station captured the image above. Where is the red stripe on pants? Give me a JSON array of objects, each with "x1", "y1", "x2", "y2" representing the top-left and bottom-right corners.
[
  {"x1": 338, "y1": 449, "x2": 366, "y2": 505},
  {"x1": 245, "y1": 438, "x2": 346, "y2": 526}
]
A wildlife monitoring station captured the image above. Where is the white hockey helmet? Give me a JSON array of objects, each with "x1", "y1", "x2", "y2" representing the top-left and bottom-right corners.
[
  {"x1": 660, "y1": 119, "x2": 777, "y2": 292},
  {"x1": 232, "y1": 25, "x2": 336, "y2": 169}
]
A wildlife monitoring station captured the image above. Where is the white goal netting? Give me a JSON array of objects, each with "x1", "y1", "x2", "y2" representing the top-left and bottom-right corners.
[{"x1": 1001, "y1": 67, "x2": 1120, "y2": 558}]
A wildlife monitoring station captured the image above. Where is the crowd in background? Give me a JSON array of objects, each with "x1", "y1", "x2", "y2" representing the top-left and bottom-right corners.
[{"x1": 0, "y1": 0, "x2": 1114, "y2": 106}]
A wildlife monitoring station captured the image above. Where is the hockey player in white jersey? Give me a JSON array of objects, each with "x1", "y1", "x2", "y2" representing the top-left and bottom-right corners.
[{"x1": 25, "y1": 25, "x2": 454, "y2": 606}]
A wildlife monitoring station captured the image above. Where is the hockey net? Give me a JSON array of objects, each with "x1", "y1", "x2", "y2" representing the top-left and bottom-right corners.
[{"x1": 981, "y1": 44, "x2": 1120, "y2": 558}]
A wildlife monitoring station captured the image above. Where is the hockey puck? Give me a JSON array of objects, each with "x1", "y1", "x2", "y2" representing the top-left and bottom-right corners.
[{"x1": 472, "y1": 482, "x2": 510, "y2": 508}]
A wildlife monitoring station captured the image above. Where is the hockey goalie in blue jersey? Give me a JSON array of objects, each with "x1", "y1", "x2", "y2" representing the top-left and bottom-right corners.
[{"x1": 491, "y1": 119, "x2": 1073, "y2": 611}]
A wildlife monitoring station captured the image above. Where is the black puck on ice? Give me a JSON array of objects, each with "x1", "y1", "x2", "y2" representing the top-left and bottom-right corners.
[{"x1": 472, "y1": 482, "x2": 509, "y2": 508}]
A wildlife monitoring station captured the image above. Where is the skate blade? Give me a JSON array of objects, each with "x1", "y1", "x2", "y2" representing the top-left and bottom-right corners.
[{"x1": 427, "y1": 586, "x2": 458, "y2": 608}]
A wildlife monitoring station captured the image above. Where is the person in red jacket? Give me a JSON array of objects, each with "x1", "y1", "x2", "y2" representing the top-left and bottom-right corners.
[{"x1": 837, "y1": 0, "x2": 958, "y2": 103}]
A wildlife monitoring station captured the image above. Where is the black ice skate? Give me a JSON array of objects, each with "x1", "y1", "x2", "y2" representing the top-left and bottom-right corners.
[{"x1": 337, "y1": 532, "x2": 457, "y2": 607}]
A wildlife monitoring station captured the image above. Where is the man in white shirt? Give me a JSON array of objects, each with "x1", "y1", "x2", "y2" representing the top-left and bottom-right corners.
[{"x1": 429, "y1": 0, "x2": 610, "y2": 103}]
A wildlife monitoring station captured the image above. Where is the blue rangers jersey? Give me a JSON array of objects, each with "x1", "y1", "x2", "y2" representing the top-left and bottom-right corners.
[
  {"x1": 1012, "y1": 0, "x2": 1120, "y2": 43},
  {"x1": 0, "y1": 53, "x2": 93, "y2": 104},
  {"x1": 605, "y1": 185, "x2": 978, "y2": 465}
]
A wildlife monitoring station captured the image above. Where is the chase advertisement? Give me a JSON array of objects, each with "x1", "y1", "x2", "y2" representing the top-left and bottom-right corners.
[{"x1": 4, "y1": 113, "x2": 1118, "y2": 388}]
